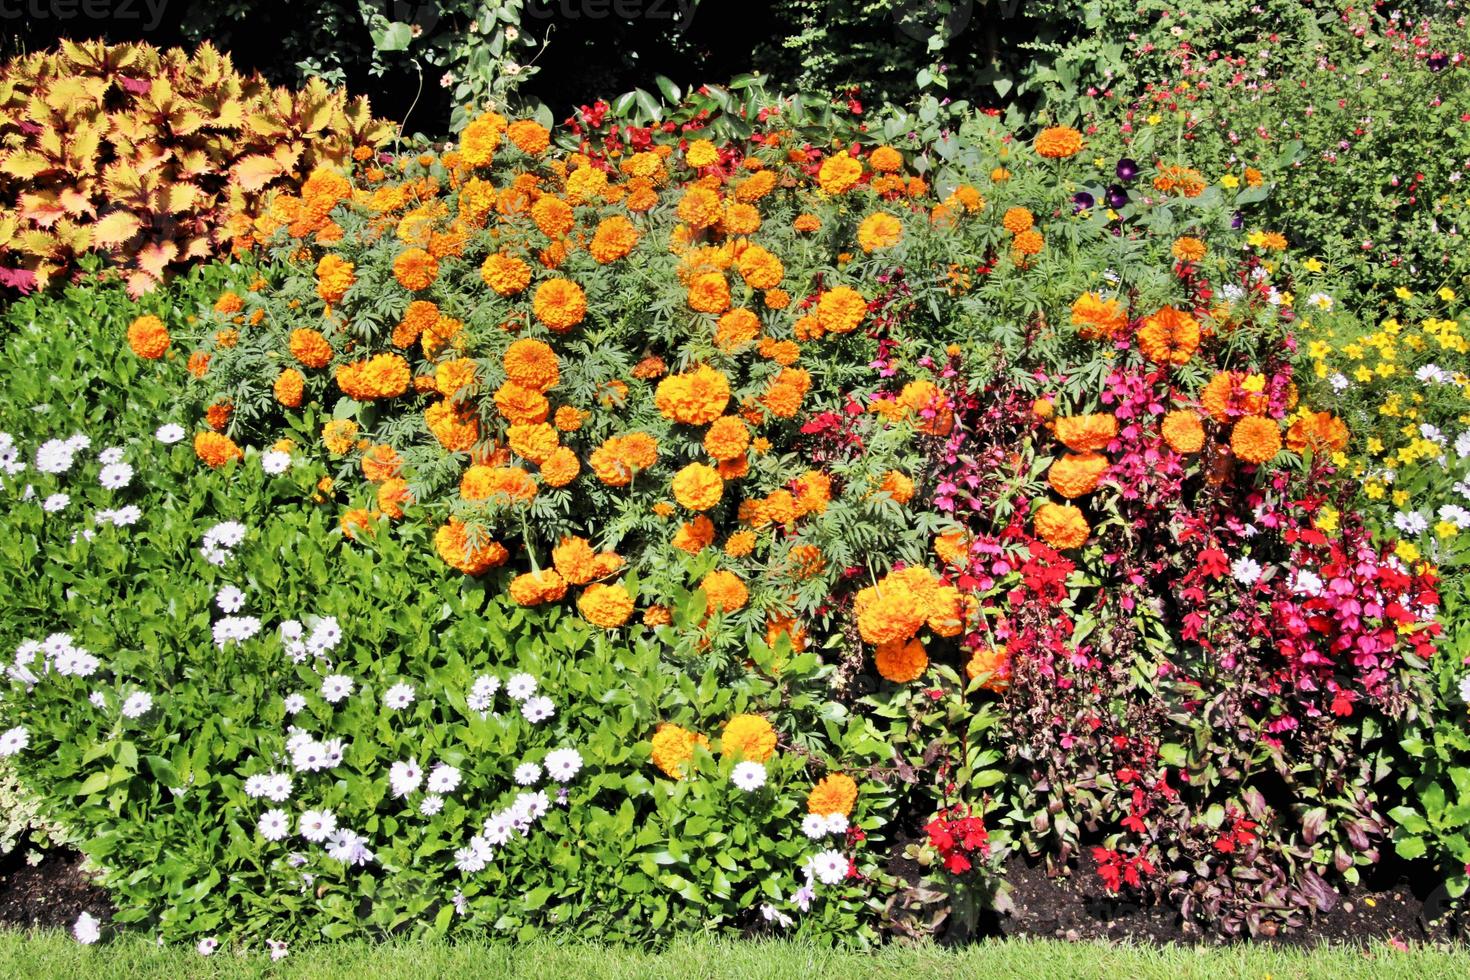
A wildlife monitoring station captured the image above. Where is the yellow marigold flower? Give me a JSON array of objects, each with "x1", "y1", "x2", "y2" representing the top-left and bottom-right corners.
[
  {"x1": 817, "y1": 153, "x2": 862, "y2": 194},
  {"x1": 578, "y1": 582, "x2": 634, "y2": 628},
  {"x1": 589, "y1": 215, "x2": 640, "y2": 263},
  {"x1": 722, "y1": 714, "x2": 776, "y2": 762},
  {"x1": 458, "y1": 112, "x2": 506, "y2": 168},
  {"x1": 857, "y1": 211, "x2": 903, "y2": 252},
  {"x1": 1047, "y1": 451, "x2": 1109, "y2": 499},
  {"x1": 672, "y1": 462, "x2": 723, "y2": 511},
  {"x1": 507, "y1": 119, "x2": 550, "y2": 155},
  {"x1": 322, "y1": 418, "x2": 359, "y2": 455},
  {"x1": 817, "y1": 286, "x2": 867, "y2": 334},
  {"x1": 685, "y1": 139, "x2": 719, "y2": 168},
  {"x1": 315, "y1": 253, "x2": 355, "y2": 304},
  {"x1": 650, "y1": 723, "x2": 708, "y2": 779}
]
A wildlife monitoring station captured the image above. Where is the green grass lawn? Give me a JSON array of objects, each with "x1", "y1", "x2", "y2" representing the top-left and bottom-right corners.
[{"x1": 0, "y1": 933, "x2": 1465, "y2": 979}]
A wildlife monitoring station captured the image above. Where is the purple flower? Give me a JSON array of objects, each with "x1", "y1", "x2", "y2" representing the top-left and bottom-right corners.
[
  {"x1": 1105, "y1": 185, "x2": 1129, "y2": 209},
  {"x1": 1115, "y1": 158, "x2": 1139, "y2": 181},
  {"x1": 1072, "y1": 191, "x2": 1095, "y2": 212}
]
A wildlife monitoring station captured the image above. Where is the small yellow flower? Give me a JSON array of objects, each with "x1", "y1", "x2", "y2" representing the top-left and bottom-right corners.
[
  {"x1": 1439, "y1": 287, "x2": 1457, "y2": 302},
  {"x1": 1146, "y1": 113, "x2": 1162, "y2": 125},
  {"x1": 1395, "y1": 286, "x2": 1413, "y2": 301},
  {"x1": 1303, "y1": 257, "x2": 1324, "y2": 273},
  {"x1": 1436, "y1": 521, "x2": 1459, "y2": 539},
  {"x1": 1392, "y1": 489, "x2": 1410, "y2": 508},
  {"x1": 1221, "y1": 174, "x2": 1239, "y2": 188},
  {"x1": 1316, "y1": 505, "x2": 1339, "y2": 533},
  {"x1": 1395, "y1": 540, "x2": 1420, "y2": 562}
]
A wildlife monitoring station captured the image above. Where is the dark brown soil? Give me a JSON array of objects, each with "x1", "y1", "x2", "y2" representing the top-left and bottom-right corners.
[
  {"x1": 0, "y1": 846, "x2": 110, "y2": 932},
  {"x1": 994, "y1": 849, "x2": 1449, "y2": 946}
]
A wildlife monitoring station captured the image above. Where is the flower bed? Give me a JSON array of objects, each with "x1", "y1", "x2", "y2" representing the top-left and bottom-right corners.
[{"x1": 0, "y1": 48, "x2": 1460, "y2": 952}]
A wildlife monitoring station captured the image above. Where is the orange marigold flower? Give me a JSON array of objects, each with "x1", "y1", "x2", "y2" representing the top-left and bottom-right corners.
[
  {"x1": 966, "y1": 645, "x2": 1011, "y2": 691},
  {"x1": 672, "y1": 462, "x2": 723, "y2": 511},
  {"x1": 926, "y1": 585, "x2": 974, "y2": 637},
  {"x1": 393, "y1": 300, "x2": 439, "y2": 348},
  {"x1": 194, "y1": 431, "x2": 242, "y2": 468},
  {"x1": 481, "y1": 252, "x2": 532, "y2": 296},
  {"x1": 762, "y1": 367, "x2": 812, "y2": 419},
  {"x1": 700, "y1": 569, "x2": 748, "y2": 614},
  {"x1": 503, "y1": 338, "x2": 560, "y2": 392},
  {"x1": 677, "y1": 186, "x2": 722, "y2": 228},
  {"x1": 127, "y1": 315, "x2": 169, "y2": 359},
  {"x1": 1161, "y1": 410, "x2": 1206, "y2": 453},
  {"x1": 205, "y1": 401, "x2": 232, "y2": 432},
  {"x1": 794, "y1": 470, "x2": 832, "y2": 516},
  {"x1": 896, "y1": 379, "x2": 954, "y2": 436},
  {"x1": 719, "y1": 201, "x2": 761, "y2": 236},
  {"x1": 736, "y1": 244, "x2": 783, "y2": 289},
  {"x1": 1137, "y1": 306, "x2": 1201, "y2": 366},
  {"x1": 1286, "y1": 412, "x2": 1349, "y2": 455},
  {"x1": 1153, "y1": 165, "x2": 1207, "y2": 198},
  {"x1": 494, "y1": 381, "x2": 551, "y2": 424},
  {"x1": 460, "y1": 464, "x2": 537, "y2": 503},
  {"x1": 1034, "y1": 125, "x2": 1084, "y2": 159},
  {"x1": 1231, "y1": 416, "x2": 1282, "y2": 464},
  {"x1": 1013, "y1": 229, "x2": 1045, "y2": 256},
  {"x1": 578, "y1": 582, "x2": 635, "y2": 628},
  {"x1": 685, "y1": 138, "x2": 719, "y2": 168},
  {"x1": 793, "y1": 213, "x2": 821, "y2": 233},
  {"x1": 361, "y1": 444, "x2": 403, "y2": 483},
  {"x1": 507, "y1": 422, "x2": 560, "y2": 464},
  {"x1": 643, "y1": 605, "x2": 673, "y2": 627},
  {"x1": 880, "y1": 470, "x2": 915, "y2": 504},
  {"x1": 703, "y1": 416, "x2": 750, "y2": 461},
  {"x1": 425, "y1": 398, "x2": 480, "y2": 452},
  {"x1": 554, "y1": 406, "x2": 586, "y2": 431},
  {"x1": 377, "y1": 477, "x2": 413, "y2": 519},
  {"x1": 1034, "y1": 501, "x2": 1090, "y2": 550},
  {"x1": 589, "y1": 433, "x2": 659, "y2": 486},
  {"x1": 875, "y1": 638, "x2": 928, "y2": 683},
  {"x1": 507, "y1": 119, "x2": 550, "y2": 155},
  {"x1": 214, "y1": 291, "x2": 244, "y2": 314},
  {"x1": 764, "y1": 289, "x2": 791, "y2": 311},
  {"x1": 857, "y1": 211, "x2": 903, "y2": 252},
  {"x1": 187, "y1": 350, "x2": 211, "y2": 378},
  {"x1": 1054, "y1": 413, "x2": 1117, "y2": 452},
  {"x1": 816, "y1": 286, "x2": 867, "y2": 334},
  {"x1": 552, "y1": 536, "x2": 598, "y2": 584},
  {"x1": 632, "y1": 355, "x2": 667, "y2": 379},
  {"x1": 289, "y1": 328, "x2": 333, "y2": 369},
  {"x1": 458, "y1": 111, "x2": 506, "y2": 168},
  {"x1": 687, "y1": 271, "x2": 731, "y2": 313},
  {"x1": 274, "y1": 368, "x2": 305, "y2": 408},
  {"x1": 854, "y1": 584, "x2": 925, "y2": 646},
  {"x1": 533, "y1": 278, "x2": 587, "y2": 332},
  {"x1": 673, "y1": 515, "x2": 716, "y2": 554},
  {"x1": 656, "y1": 364, "x2": 730, "y2": 424},
  {"x1": 1071, "y1": 292, "x2": 1128, "y2": 340},
  {"x1": 1172, "y1": 236, "x2": 1207, "y2": 262},
  {"x1": 509, "y1": 568, "x2": 567, "y2": 606},
  {"x1": 724, "y1": 530, "x2": 756, "y2": 558},
  {"x1": 337, "y1": 353, "x2": 411, "y2": 400},
  {"x1": 808, "y1": 774, "x2": 858, "y2": 816},
  {"x1": 435, "y1": 357, "x2": 478, "y2": 397},
  {"x1": 530, "y1": 195, "x2": 575, "y2": 238},
  {"x1": 1002, "y1": 206, "x2": 1033, "y2": 234},
  {"x1": 589, "y1": 215, "x2": 640, "y2": 264},
  {"x1": 434, "y1": 519, "x2": 508, "y2": 575},
  {"x1": 1047, "y1": 452, "x2": 1109, "y2": 499},
  {"x1": 817, "y1": 153, "x2": 862, "y2": 194},
  {"x1": 870, "y1": 145, "x2": 903, "y2": 173},
  {"x1": 315, "y1": 253, "x2": 355, "y2": 304},
  {"x1": 714, "y1": 308, "x2": 760, "y2": 352},
  {"x1": 722, "y1": 713, "x2": 776, "y2": 761},
  {"x1": 650, "y1": 723, "x2": 708, "y2": 779},
  {"x1": 539, "y1": 446, "x2": 581, "y2": 487},
  {"x1": 935, "y1": 529, "x2": 971, "y2": 567},
  {"x1": 393, "y1": 247, "x2": 438, "y2": 291}
]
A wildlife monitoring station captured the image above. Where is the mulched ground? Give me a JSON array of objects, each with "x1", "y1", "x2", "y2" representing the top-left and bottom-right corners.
[
  {"x1": 0, "y1": 847, "x2": 109, "y2": 932},
  {"x1": 0, "y1": 842, "x2": 1455, "y2": 945}
]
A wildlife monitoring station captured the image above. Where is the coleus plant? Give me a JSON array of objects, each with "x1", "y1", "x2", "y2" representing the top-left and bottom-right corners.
[{"x1": 0, "y1": 40, "x2": 393, "y2": 296}]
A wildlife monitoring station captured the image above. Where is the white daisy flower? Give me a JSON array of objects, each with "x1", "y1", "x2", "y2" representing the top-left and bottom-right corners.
[
  {"x1": 283, "y1": 693, "x2": 307, "y2": 715},
  {"x1": 35, "y1": 439, "x2": 75, "y2": 474},
  {"x1": 155, "y1": 424, "x2": 186, "y2": 444},
  {"x1": 257, "y1": 808, "x2": 290, "y2": 842},
  {"x1": 121, "y1": 691, "x2": 153, "y2": 718},
  {"x1": 389, "y1": 760, "x2": 423, "y2": 798},
  {"x1": 99, "y1": 462, "x2": 133, "y2": 489},
  {"x1": 0, "y1": 726, "x2": 29, "y2": 757},
  {"x1": 215, "y1": 586, "x2": 246, "y2": 614},
  {"x1": 72, "y1": 911, "x2": 100, "y2": 945},
  {"x1": 514, "y1": 762, "x2": 542, "y2": 786},
  {"x1": 419, "y1": 794, "x2": 445, "y2": 816},
  {"x1": 325, "y1": 829, "x2": 374, "y2": 866},
  {"x1": 196, "y1": 938, "x2": 219, "y2": 956},
  {"x1": 808, "y1": 849, "x2": 848, "y2": 885},
  {"x1": 426, "y1": 764, "x2": 461, "y2": 794},
  {"x1": 384, "y1": 683, "x2": 416, "y2": 710},
  {"x1": 544, "y1": 748, "x2": 583, "y2": 782},
  {"x1": 299, "y1": 809, "x2": 337, "y2": 843},
  {"x1": 261, "y1": 450, "x2": 292, "y2": 475},
  {"x1": 505, "y1": 673, "x2": 536, "y2": 700},
  {"x1": 731, "y1": 761, "x2": 767, "y2": 791},
  {"x1": 801, "y1": 813, "x2": 831, "y2": 839},
  {"x1": 320, "y1": 674, "x2": 354, "y2": 704},
  {"x1": 1230, "y1": 556, "x2": 1263, "y2": 586},
  {"x1": 42, "y1": 493, "x2": 69, "y2": 513},
  {"x1": 520, "y1": 696, "x2": 554, "y2": 724}
]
